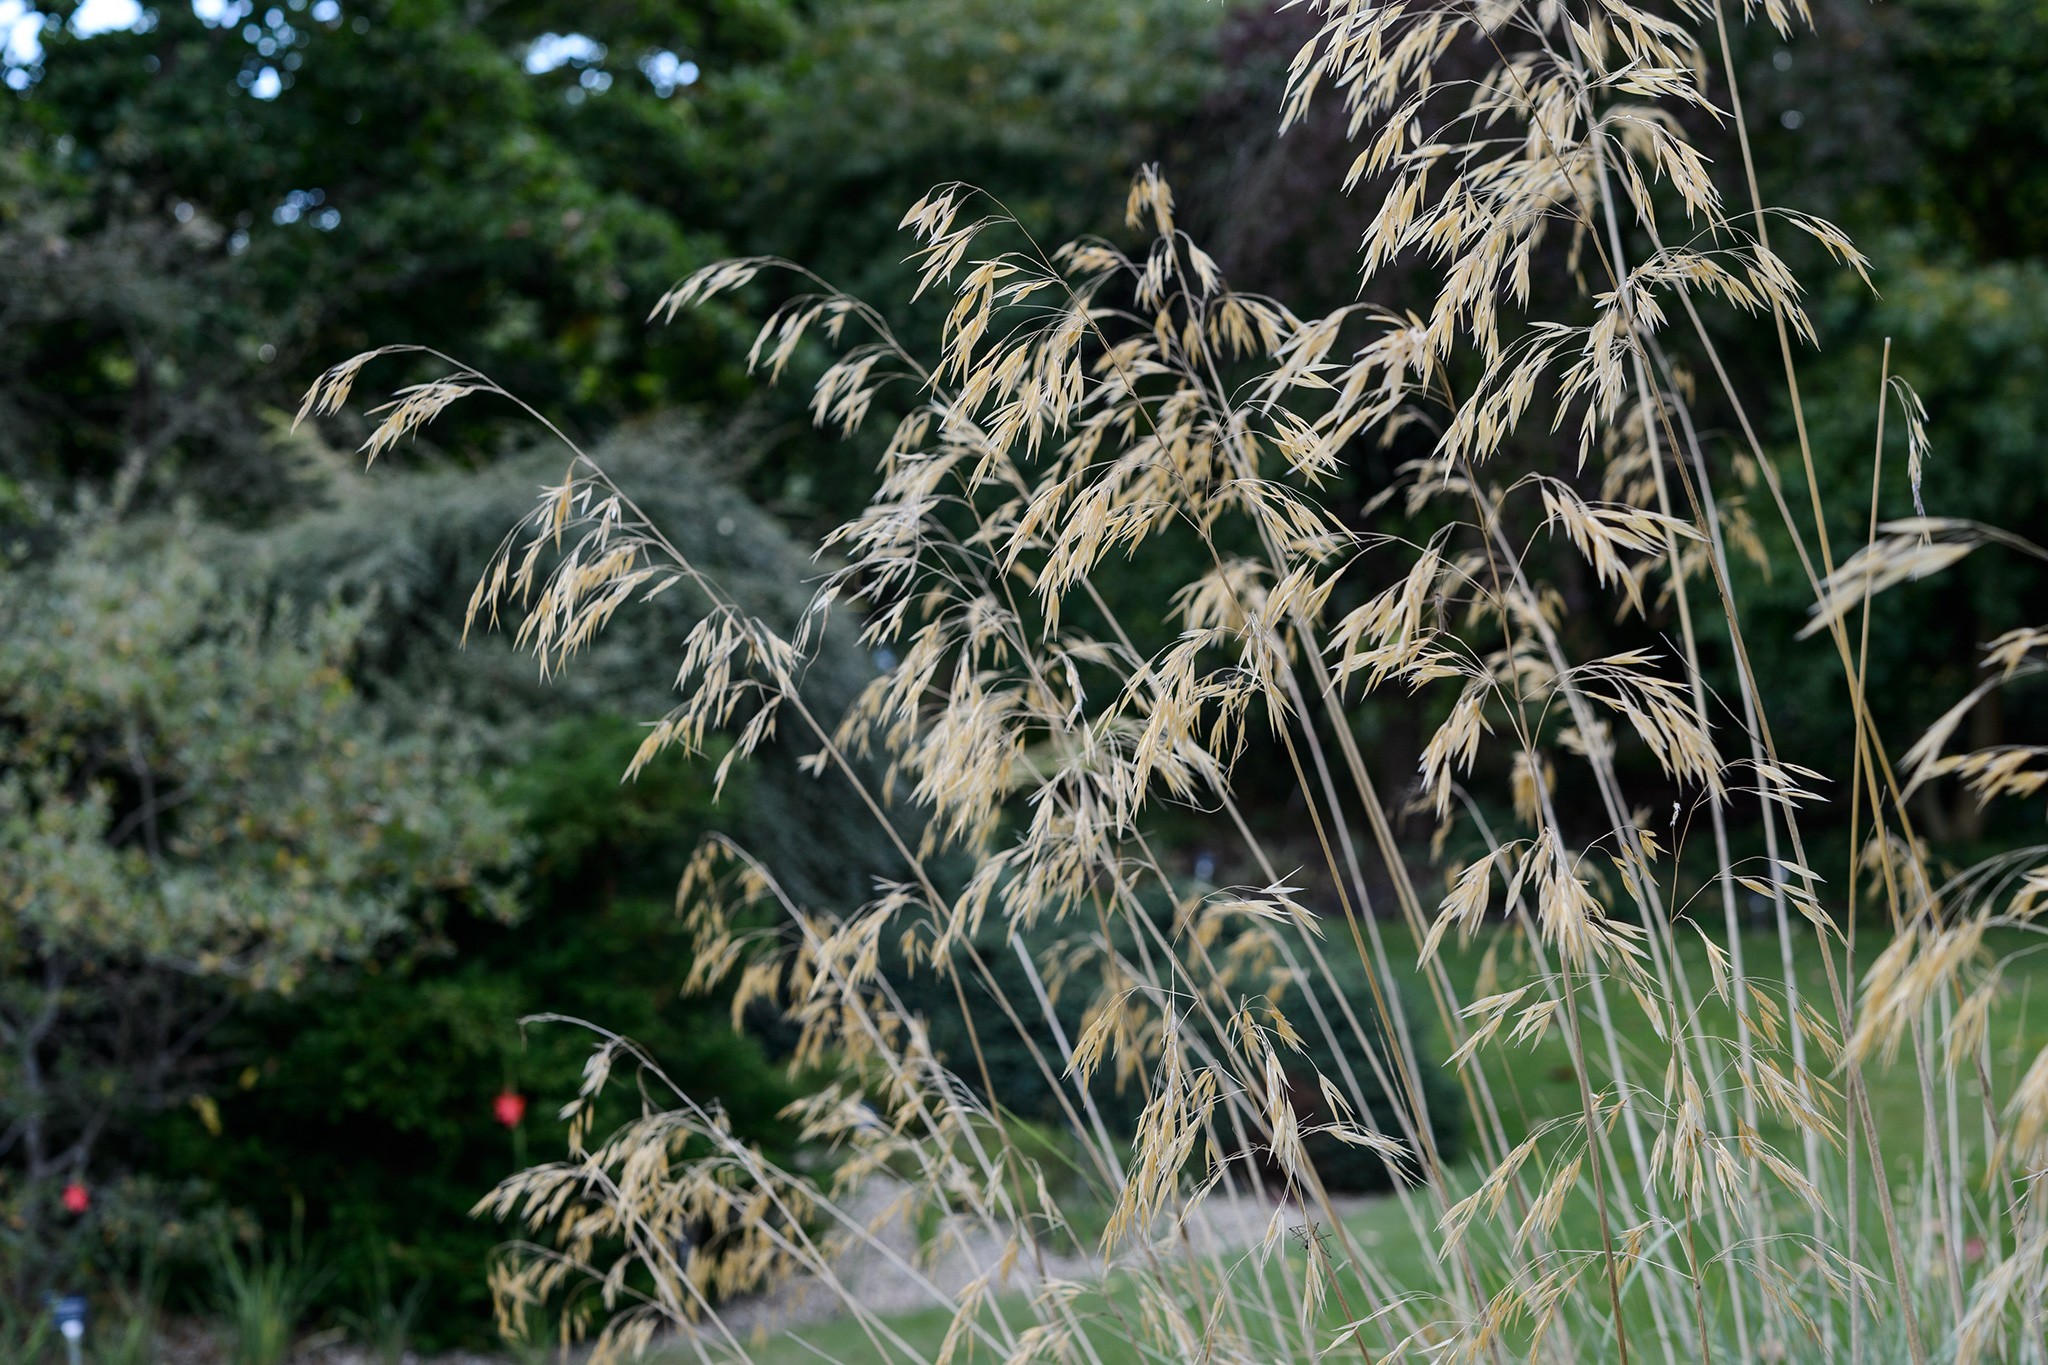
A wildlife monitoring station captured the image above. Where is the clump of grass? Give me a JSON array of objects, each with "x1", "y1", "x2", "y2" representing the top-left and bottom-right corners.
[
  {"x1": 337, "y1": 1256, "x2": 428, "y2": 1365},
  {"x1": 209, "y1": 1227, "x2": 329, "y2": 1365},
  {"x1": 93, "y1": 1314, "x2": 155, "y2": 1365},
  {"x1": 0, "y1": 1297, "x2": 52, "y2": 1362},
  {"x1": 94, "y1": 1257, "x2": 164, "y2": 1365},
  {"x1": 307, "y1": 0, "x2": 2048, "y2": 1360}
]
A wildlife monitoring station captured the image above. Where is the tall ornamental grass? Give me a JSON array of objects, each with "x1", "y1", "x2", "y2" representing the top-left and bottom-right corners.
[{"x1": 304, "y1": 0, "x2": 2048, "y2": 1359}]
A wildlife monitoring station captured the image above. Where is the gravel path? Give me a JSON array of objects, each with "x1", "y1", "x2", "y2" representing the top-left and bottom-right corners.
[{"x1": 692, "y1": 1177, "x2": 1371, "y2": 1343}]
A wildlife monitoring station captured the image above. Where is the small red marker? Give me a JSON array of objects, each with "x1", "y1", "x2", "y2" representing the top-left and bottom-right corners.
[
  {"x1": 492, "y1": 1091, "x2": 527, "y2": 1128},
  {"x1": 60, "y1": 1181, "x2": 89, "y2": 1215}
]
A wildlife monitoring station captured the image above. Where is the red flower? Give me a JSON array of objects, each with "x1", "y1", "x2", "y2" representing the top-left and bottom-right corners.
[
  {"x1": 492, "y1": 1091, "x2": 527, "y2": 1128},
  {"x1": 60, "y1": 1181, "x2": 89, "y2": 1215}
]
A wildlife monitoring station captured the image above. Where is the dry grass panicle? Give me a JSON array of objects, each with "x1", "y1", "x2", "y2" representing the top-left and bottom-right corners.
[{"x1": 306, "y1": 1, "x2": 2048, "y2": 1359}]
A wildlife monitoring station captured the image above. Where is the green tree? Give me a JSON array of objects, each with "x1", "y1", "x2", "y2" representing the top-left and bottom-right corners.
[
  {"x1": 0, "y1": 528, "x2": 520, "y2": 1303},
  {"x1": 2, "y1": 0, "x2": 788, "y2": 518}
]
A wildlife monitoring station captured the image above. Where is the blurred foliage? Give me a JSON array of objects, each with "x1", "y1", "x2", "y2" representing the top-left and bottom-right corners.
[
  {"x1": 730, "y1": 0, "x2": 1219, "y2": 290},
  {"x1": 0, "y1": 531, "x2": 519, "y2": 1304},
  {"x1": 1709, "y1": 1, "x2": 2048, "y2": 849},
  {"x1": 144, "y1": 714, "x2": 803, "y2": 1346},
  {"x1": 0, "y1": 0, "x2": 781, "y2": 518}
]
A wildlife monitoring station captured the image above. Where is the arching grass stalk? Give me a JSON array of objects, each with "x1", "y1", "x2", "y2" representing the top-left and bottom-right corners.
[{"x1": 300, "y1": 2, "x2": 2048, "y2": 1359}]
